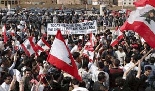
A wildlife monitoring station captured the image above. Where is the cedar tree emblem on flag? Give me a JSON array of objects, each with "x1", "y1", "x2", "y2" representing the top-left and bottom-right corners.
[
  {"x1": 112, "y1": 34, "x2": 118, "y2": 40},
  {"x1": 40, "y1": 42, "x2": 45, "y2": 47},
  {"x1": 141, "y1": 9, "x2": 155, "y2": 24},
  {"x1": 26, "y1": 44, "x2": 31, "y2": 49}
]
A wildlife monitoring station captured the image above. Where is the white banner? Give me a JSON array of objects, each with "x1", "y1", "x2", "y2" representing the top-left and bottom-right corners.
[{"x1": 47, "y1": 20, "x2": 97, "y2": 35}]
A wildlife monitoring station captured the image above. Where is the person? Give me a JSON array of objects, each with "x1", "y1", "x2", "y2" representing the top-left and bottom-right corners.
[
  {"x1": 72, "y1": 52, "x2": 81, "y2": 69},
  {"x1": 78, "y1": 57, "x2": 91, "y2": 89},
  {"x1": 138, "y1": 66, "x2": 152, "y2": 91},
  {"x1": 71, "y1": 41, "x2": 79, "y2": 54},
  {"x1": 1, "y1": 73, "x2": 12, "y2": 91},
  {"x1": 22, "y1": 68, "x2": 33, "y2": 91},
  {"x1": 114, "y1": 46, "x2": 126, "y2": 66},
  {"x1": 71, "y1": 78, "x2": 88, "y2": 91},
  {"x1": 92, "y1": 61, "x2": 109, "y2": 88},
  {"x1": 51, "y1": 68, "x2": 62, "y2": 91},
  {"x1": 123, "y1": 55, "x2": 139, "y2": 72},
  {"x1": 109, "y1": 59, "x2": 123, "y2": 89},
  {"x1": 93, "y1": 72, "x2": 108, "y2": 91}
]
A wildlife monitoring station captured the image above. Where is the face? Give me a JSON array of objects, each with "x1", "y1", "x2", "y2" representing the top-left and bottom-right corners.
[
  {"x1": 25, "y1": 71, "x2": 32, "y2": 77},
  {"x1": 5, "y1": 76, "x2": 12, "y2": 84},
  {"x1": 149, "y1": 12, "x2": 154, "y2": 17},
  {"x1": 145, "y1": 70, "x2": 152, "y2": 76}
]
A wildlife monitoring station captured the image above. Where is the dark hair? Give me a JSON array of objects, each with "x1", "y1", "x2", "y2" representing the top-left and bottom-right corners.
[
  {"x1": 82, "y1": 57, "x2": 89, "y2": 69},
  {"x1": 62, "y1": 77, "x2": 72, "y2": 84},
  {"x1": 52, "y1": 69, "x2": 61, "y2": 80},
  {"x1": 3, "y1": 73, "x2": 12, "y2": 80},
  {"x1": 72, "y1": 52, "x2": 80, "y2": 59},
  {"x1": 98, "y1": 72, "x2": 106, "y2": 81},
  {"x1": 71, "y1": 78, "x2": 79, "y2": 85},
  {"x1": 98, "y1": 61, "x2": 104, "y2": 69},
  {"x1": 24, "y1": 68, "x2": 32, "y2": 73},
  {"x1": 125, "y1": 57, "x2": 131, "y2": 63},
  {"x1": 145, "y1": 66, "x2": 152, "y2": 71},
  {"x1": 79, "y1": 81, "x2": 86, "y2": 88},
  {"x1": 149, "y1": 57, "x2": 155, "y2": 63},
  {"x1": 113, "y1": 59, "x2": 120, "y2": 67}
]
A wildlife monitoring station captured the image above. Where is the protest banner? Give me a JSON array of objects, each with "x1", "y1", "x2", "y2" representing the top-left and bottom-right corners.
[{"x1": 47, "y1": 20, "x2": 97, "y2": 35}]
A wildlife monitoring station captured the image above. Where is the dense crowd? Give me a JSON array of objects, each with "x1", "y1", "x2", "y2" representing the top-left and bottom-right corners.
[{"x1": 0, "y1": 7, "x2": 154, "y2": 91}]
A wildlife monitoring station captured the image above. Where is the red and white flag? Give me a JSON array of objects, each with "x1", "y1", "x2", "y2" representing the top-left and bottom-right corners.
[
  {"x1": 21, "y1": 37, "x2": 37, "y2": 56},
  {"x1": 110, "y1": 27, "x2": 123, "y2": 47},
  {"x1": 120, "y1": 0, "x2": 155, "y2": 48},
  {"x1": 36, "y1": 37, "x2": 51, "y2": 52},
  {"x1": 2, "y1": 25, "x2": 8, "y2": 43},
  {"x1": 83, "y1": 41, "x2": 94, "y2": 62},
  {"x1": 47, "y1": 30, "x2": 81, "y2": 81},
  {"x1": 90, "y1": 32, "x2": 97, "y2": 47}
]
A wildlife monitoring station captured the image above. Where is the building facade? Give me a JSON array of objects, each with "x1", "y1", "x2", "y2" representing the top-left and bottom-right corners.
[
  {"x1": 0, "y1": 0, "x2": 19, "y2": 7},
  {"x1": 118, "y1": 0, "x2": 136, "y2": 6}
]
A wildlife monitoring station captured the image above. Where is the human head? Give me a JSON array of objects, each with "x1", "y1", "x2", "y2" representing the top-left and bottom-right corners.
[
  {"x1": 118, "y1": 46, "x2": 123, "y2": 52},
  {"x1": 72, "y1": 52, "x2": 80, "y2": 62},
  {"x1": 98, "y1": 72, "x2": 106, "y2": 82},
  {"x1": 24, "y1": 68, "x2": 32, "y2": 77},
  {"x1": 3, "y1": 73, "x2": 12, "y2": 84},
  {"x1": 71, "y1": 78, "x2": 79, "y2": 86},
  {"x1": 113, "y1": 59, "x2": 120, "y2": 67},
  {"x1": 144, "y1": 66, "x2": 152, "y2": 76}
]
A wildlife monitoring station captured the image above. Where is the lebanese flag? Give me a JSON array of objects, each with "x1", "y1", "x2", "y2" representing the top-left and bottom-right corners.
[
  {"x1": 110, "y1": 27, "x2": 123, "y2": 47},
  {"x1": 83, "y1": 41, "x2": 94, "y2": 62},
  {"x1": 47, "y1": 30, "x2": 81, "y2": 81},
  {"x1": 36, "y1": 37, "x2": 51, "y2": 52},
  {"x1": 120, "y1": 1, "x2": 155, "y2": 48},
  {"x1": 21, "y1": 37, "x2": 37, "y2": 56},
  {"x1": 2, "y1": 25, "x2": 8, "y2": 43}
]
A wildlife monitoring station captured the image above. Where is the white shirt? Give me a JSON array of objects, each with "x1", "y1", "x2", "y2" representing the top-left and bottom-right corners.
[
  {"x1": 1, "y1": 82, "x2": 10, "y2": 91},
  {"x1": 72, "y1": 87, "x2": 88, "y2": 91},
  {"x1": 115, "y1": 50, "x2": 126, "y2": 65},
  {"x1": 123, "y1": 62, "x2": 138, "y2": 72},
  {"x1": 92, "y1": 70, "x2": 109, "y2": 88},
  {"x1": 0, "y1": 85, "x2": 5, "y2": 91}
]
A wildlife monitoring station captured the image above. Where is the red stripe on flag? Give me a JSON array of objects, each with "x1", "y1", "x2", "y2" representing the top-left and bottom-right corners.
[
  {"x1": 41, "y1": 37, "x2": 51, "y2": 48},
  {"x1": 21, "y1": 44, "x2": 30, "y2": 56},
  {"x1": 29, "y1": 37, "x2": 38, "y2": 56}
]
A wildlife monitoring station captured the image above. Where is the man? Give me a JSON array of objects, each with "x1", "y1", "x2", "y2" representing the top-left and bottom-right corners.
[
  {"x1": 73, "y1": 52, "x2": 81, "y2": 69},
  {"x1": 71, "y1": 41, "x2": 79, "y2": 54},
  {"x1": 92, "y1": 61, "x2": 109, "y2": 88},
  {"x1": 22, "y1": 68, "x2": 33, "y2": 91},
  {"x1": 138, "y1": 66, "x2": 152, "y2": 91},
  {"x1": 109, "y1": 59, "x2": 123, "y2": 89},
  {"x1": 71, "y1": 78, "x2": 88, "y2": 91},
  {"x1": 114, "y1": 46, "x2": 126, "y2": 66},
  {"x1": 93, "y1": 72, "x2": 108, "y2": 91},
  {"x1": 123, "y1": 55, "x2": 139, "y2": 72},
  {"x1": 1, "y1": 73, "x2": 12, "y2": 91}
]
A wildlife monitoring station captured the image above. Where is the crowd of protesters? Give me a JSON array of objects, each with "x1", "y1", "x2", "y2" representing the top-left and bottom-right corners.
[{"x1": 0, "y1": 7, "x2": 154, "y2": 91}]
